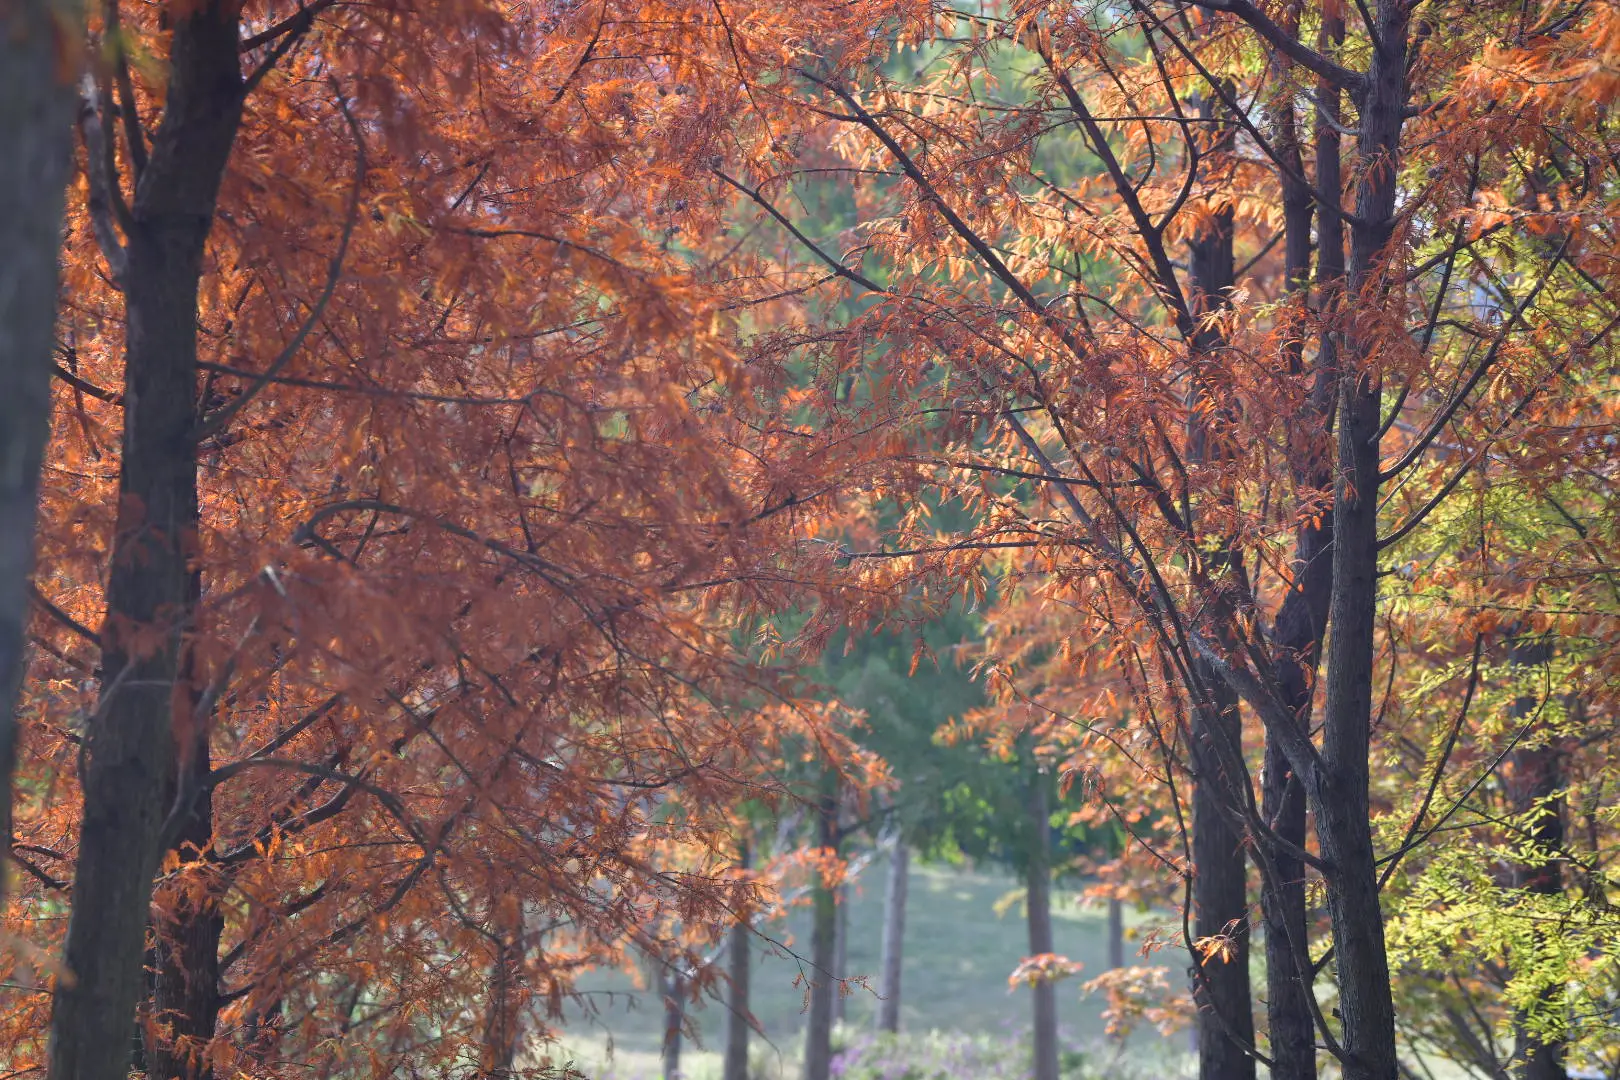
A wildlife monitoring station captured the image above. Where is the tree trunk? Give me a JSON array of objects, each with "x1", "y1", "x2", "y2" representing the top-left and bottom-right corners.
[
  {"x1": 1028, "y1": 777, "x2": 1060, "y2": 1080},
  {"x1": 660, "y1": 966, "x2": 687, "y2": 1080},
  {"x1": 0, "y1": 0, "x2": 83, "y2": 902},
  {"x1": 1315, "y1": 8, "x2": 1410, "y2": 1078},
  {"x1": 1255, "y1": 23, "x2": 1340, "y2": 1076},
  {"x1": 46, "y1": 8, "x2": 243, "y2": 1080},
  {"x1": 723, "y1": 840, "x2": 752, "y2": 1080},
  {"x1": 483, "y1": 904, "x2": 526, "y2": 1080},
  {"x1": 146, "y1": 732, "x2": 222, "y2": 1080},
  {"x1": 1190, "y1": 679, "x2": 1257, "y2": 1080},
  {"x1": 1506, "y1": 634, "x2": 1567, "y2": 1080},
  {"x1": 1185, "y1": 88, "x2": 1257, "y2": 1080},
  {"x1": 802, "y1": 771, "x2": 840, "y2": 1080},
  {"x1": 832, "y1": 881, "x2": 849, "y2": 1025},
  {"x1": 877, "y1": 837, "x2": 909, "y2": 1033},
  {"x1": 1107, "y1": 895, "x2": 1124, "y2": 971}
]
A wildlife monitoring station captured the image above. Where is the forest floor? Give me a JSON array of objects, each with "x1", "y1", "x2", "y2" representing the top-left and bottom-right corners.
[{"x1": 548, "y1": 855, "x2": 1182, "y2": 1079}]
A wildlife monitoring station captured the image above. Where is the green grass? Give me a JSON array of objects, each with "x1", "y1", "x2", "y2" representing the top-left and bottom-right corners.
[{"x1": 549, "y1": 855, "x2": 1177, "y2": 1079}]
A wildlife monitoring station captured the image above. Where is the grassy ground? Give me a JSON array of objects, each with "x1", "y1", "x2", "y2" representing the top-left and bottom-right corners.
[{"x1": 548, "y1": 855, "x2": 1178, "y2": 1079}]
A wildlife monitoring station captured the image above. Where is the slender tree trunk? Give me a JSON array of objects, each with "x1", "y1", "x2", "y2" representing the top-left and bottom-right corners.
[
  {"x1": 147, "y1": 730, "x2": 222, "y2": 1080},
  {"x1": 1028, "y1": 777, "x2": 1060, "y2": 1080},
  {"x1": 1315, "y1": 8, "x2": 1409, "y2": 1078},
  {"x1": 1255, "y1": 22, "x2": 1340, "y2": 1078},
  {"x1": 1506, "y1": 634, "x2": 1567, "y2": 1080},
  {"x1": 724, "y1": 840, "x2": 753, "y2": 1080},
  {"x1": 832, "y1": 881, "x2": 849, "y2": 1025},
  {"x1": 660, "y1": 966, "x2": 687, "y2": 1080},
  {"x1": 1316, "y1": 314, "x2": 1396, "y2": 1080},
  {"x1": 802, "y1": 771, "x2": 840, "y2": 1080},
  {"x1": 877, "y1": 837, "x2": 909, "y2": 1033},
  {"x1": 1107, "y1": 895, "x2": 1124, "y2": 971},
  {"x1": 0, "y1": 0, "x2": 83, "y2": 900},
  {"x1": 46, "y1": 8, "x2": 243, "y2": 1080},
  {"x1": 484, "y1": 909, "x2": 526, "y2": 1080},
  {"x1": 1190, "y1": 679, "x2": 1256, "y2": 1080},
  {"x1": 1186, "y1": 89, "x2": 1257, "y2": 1080}
]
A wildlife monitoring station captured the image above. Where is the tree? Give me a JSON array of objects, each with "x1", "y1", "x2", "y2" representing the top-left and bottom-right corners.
[
  {"x1": 802, "y1": 768, "x2": 843, "y2": 1080},
  {"x1": 10, "y1": 3, "x2": 881, "y2": 1077},
  {"x1": 875, "y1": 823, "x2": 909, "y2": 1034},
  {"x1": 709, "y1": 4, "x2": 1620, "y2": 1080},
  {"x1": 723, "y1": 839, "x2": 754, "y2": 1080},
  {"x1": 0, "y1": 0, "x2": 83, "y2": 917}
]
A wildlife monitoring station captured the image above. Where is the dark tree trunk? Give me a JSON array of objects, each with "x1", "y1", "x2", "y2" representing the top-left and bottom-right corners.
[
  {"x1": 483, "y1": 906, "x2": 526, "y2": 1080},
  {"x1": 1107, "y1": 895, "x2": 1125, "y2": 971},
  {"x1": 877, "y1": 836, "x2": 908, "y2": 1033},
  {"x1": 1314, "y1": 6, "x2": 1409, "y2": 1078},
  {"x1": 1316, "y1": 315, "x2": 1397, "y2": 1080},
  {"x1": 1028, "y1": 777, "x2": 1060, "y2": 1080},
  {"x1": 802, "y1": 772, "x2": 840, "y2": 1080},
  {"x1": 723, "y1": 840, "x2": 753, "y2": 1080},
  {"x1": 147, "y1": 730, "x2": 223, "y2": 1080},
  {"x1": 0, "y1": 0, "x2": 82, "y2": 896},
  {"x1": 1186, "y1": 89, "x2": 1257, "y2": 1080},
  {"x1": 1255, "y1": 20, "x2": 1340, "y2": 1077},
  {"x1": 46, "y1": 7, "x2": 243, "y2": 1080},
  {"x1": 1506, "y1": 634, "x2": 1567, "y2": 1080},
  {"x1": 1190, "y1": 678, "x2": 1257, "y2": 1080},
  {"x1": 660, "y1": 966, "x2": 688, "y2": 1080}
]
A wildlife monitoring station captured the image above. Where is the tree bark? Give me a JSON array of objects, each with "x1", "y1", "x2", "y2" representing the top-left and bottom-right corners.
[
  {"x1": 877, "y1": 836, "x2": 909, "y2": 1033},
  {"x1": 1028, "y1": 777, "x2": 1060, "y2": 1080},
  {"x1": 1185, "y1": 88, "x2": 1257, "y2": 1080},
  {"x1": 660, "y1": 966, "x2": 687, "y2": 1080},
  {"x1": 1314, "y1": 6, "x2": 1409, "y2": 1078},
  {"x1": 723, "y1": 840, "x2": 753, "y2": 1080},
  {"x1": 1255, "y1": 21, "x2": 1340, "y2": 1078},
  {"x1": 146, "y1": 730, "x2": 222, "y2": 1080},
  {"x1": 483, "y1": 903, "x2": 526, "y2": 1080},
  {"x1": 1190, "y1": 678, "x2": 1257, "y2": 1080},
  {"x1": 1506, "y1": 634, "x2": 1567, "y2": 1080},
  {"x1": 802, "y1": 771, "x2": 840, "y2": 1080},
  {"x1": 46, "y1": 7, "x2": 243, "y2": 1080},
  {"x1": 0, "y1": 0, "x2": 83, "y2": 902}
]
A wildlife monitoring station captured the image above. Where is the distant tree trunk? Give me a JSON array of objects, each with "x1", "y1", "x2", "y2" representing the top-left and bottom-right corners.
[
  {"x1": 1506, "y1": 633, "x2": 1568, "y2": 1080},
  {"x1": 1106, "y1": 894, "x2": 1124, "y2": 971},
  {"x1": 660, "y1": 966, "x2": 688, "y2": 1080},
  {"x1": 0, "y1": 0, "x2": 82, "y2": 903},
  {"x1": 832, "y1": 881, "x2": 849, "y2": 1025},
  {"x1": 802, "y1": 771, "x2": 840, "y2": 1080},
  {"x1": 723, "y1": 839, "x2": 752, "y2": 1080},
  {"x1": 877, "y1": 836, "x2": 909, "y2": 1033},
  {"x1": 1028, "y1": 777, "x2": 1059, "y2": 1080},
  {"x1": 45, "y1": 6, "x2": 244, "y2": 1080}
]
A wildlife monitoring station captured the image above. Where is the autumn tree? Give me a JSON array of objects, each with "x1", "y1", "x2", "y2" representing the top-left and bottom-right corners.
[
  {"x1": 703, "y1": 4, "x2": 1620, "y2": 1080},
  {"x1": 7, "y1": 2, "x2": 886, "y2": 1079}
]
